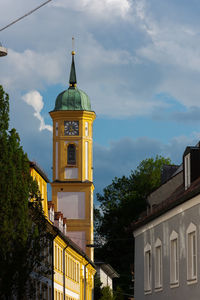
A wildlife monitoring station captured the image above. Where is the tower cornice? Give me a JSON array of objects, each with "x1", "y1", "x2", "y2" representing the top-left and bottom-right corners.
[{"x1": 49, "y1": 110, "x2": 96, "y2": 120}]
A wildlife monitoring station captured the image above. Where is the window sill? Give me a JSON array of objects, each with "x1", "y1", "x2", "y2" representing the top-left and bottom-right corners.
[
  {"x1": 170, "y1": 282, "x2": 179, "y2": 288},
  {"x1": 144, "y1": 289, "x2": 152, "y2": 295},
  {"x1": 66, "y1": 164, "x2": 77, "y2": 167},
  {"x1": 155, "y1": 286, "x2": 163, "y2": 292},
  {"x1": 187, "y1": 277, "x2": 197, "y2": 285}
]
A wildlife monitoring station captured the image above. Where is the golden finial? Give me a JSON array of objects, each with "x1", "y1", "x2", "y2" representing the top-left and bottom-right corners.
[{"x1": 72, "y1": 37, "x2": 75, "y2": 55}]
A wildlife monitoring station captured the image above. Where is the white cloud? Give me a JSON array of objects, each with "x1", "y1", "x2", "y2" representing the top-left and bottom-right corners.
[
  {"x1": 1, "y1": 48, "x2": 66, "y2": 91},
  {"x1": 2, "y1": 0, "x2": 200, "y2": 120},
  {"x1": 52, "y1": 0, "x2": 131, "y2": 19},
  {"x1": 22, "y1": 90, "x2": 52, "y2": 132},
  {"x1": 144, "y1": 11, "x2": 200, "y2": 72}
]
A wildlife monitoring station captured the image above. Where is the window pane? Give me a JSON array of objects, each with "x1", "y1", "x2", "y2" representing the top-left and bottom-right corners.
[
  {"x1": 188, "y1": 231, "x2": 197, "y2": 279},
  {"x1": 155, "y1": 246, "x2": 161, "y2": 287},
  {"x1": 144, "y1": 250, "x2": 151, "y2": 291},
  {"x1": 67, "y1": 144, "x2": 76, "y2": 165}
]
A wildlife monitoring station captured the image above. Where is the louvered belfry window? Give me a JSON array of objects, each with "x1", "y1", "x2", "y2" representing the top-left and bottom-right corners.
[{"x1": 68, "y1": 144, "x2": 76, "y2": 165}]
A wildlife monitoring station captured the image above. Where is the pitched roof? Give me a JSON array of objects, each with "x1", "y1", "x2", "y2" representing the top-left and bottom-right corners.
[
  {"x1": 95, "y1": 261, "x2": 119, "y2": 278},
  {"x1": 30, "y1": 161, "x2": 49, "y2": 183},
  {"x1": 132, "y1": 176, "x2": 200, "y2": 231}
]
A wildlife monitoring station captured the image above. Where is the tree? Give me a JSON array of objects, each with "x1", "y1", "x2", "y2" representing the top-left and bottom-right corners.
[
  {"x1": 94, "y1": 273, "x2": 103, "y2": 299},
  {"x1": 113, "y1": 286, "x2": 124, "y2": 300},
  {"x1": 99, "y1": 286, "x2": 114, "y2": 300},
  {"x1": 0, "y1": 85, "x2": 50, "y2": 299},
  {"x1": 94, "y1": 156, "x2": 171, "y2": 299}
]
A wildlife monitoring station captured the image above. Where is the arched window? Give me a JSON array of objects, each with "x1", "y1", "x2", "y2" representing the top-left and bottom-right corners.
[
  {"x1": 144, "y1": 243, "x2": 152, "y2": 293},
  {"x1": 186, "y1": 223, "x2": 197, "y2": 282},
  {"x1": 67, "y1": 144, "x2": 76, "y2": 165},
  {"x1": 155, "y1": 238, "x2": 162, "y2": 289},
  {"x1": 170, "y1": 231, "x2": 179, "y2": 286}
]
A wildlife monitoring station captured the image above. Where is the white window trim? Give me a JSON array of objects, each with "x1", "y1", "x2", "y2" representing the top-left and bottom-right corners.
[
  {"x1": 144, "y1": 243, "x2": 152, "y2": 294},
  {"x1": 187, "y1": 223, "x2": 197, "y2": 284},
  {"x1": 155, "y1": 238, "x2": 162, "y2": 291},
  {"x1": 59, "y1": 217, "x2": 63, "y2": 231},
  {"x1": 85, "y1": 141, "x2": 88, "y2": 180},
  {"x1": 184, "y1": 153, "x2": 191, "y2": 190},
  {"x1": 85, "y1": 121, "x2": 89, "y2": 136},
  {"x1": 170, "y1": 231, "x2": 179, "y2": 287}
]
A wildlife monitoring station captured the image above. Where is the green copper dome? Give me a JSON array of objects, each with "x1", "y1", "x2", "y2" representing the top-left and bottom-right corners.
[
  {"x1": 54, "y1": 87, "x2": 91, "y2": 111},
  {"x1": 53, "y1": 52, "x2": 91, "y2": 111}
]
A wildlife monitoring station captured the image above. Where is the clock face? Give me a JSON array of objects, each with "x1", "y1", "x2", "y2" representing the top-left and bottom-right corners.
[{"x1": 64, "y1": 121, "x2": 79, "y2": 136}]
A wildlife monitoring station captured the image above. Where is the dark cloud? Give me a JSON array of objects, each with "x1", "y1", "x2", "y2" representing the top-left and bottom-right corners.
[{"x1": 172, "y1": 107, "x2": 200, "y2": 123}]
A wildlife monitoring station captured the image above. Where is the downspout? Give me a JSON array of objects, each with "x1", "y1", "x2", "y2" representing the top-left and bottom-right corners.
[
  {"x1": 52, "y1": 233, "x2": 58, "y2": 300},
  {"x1": 63, "y1": 244, "x2": 69, "y2": 300},
  {"x1": 84, "y1": 262, "x2": 89, "y2": 300}
]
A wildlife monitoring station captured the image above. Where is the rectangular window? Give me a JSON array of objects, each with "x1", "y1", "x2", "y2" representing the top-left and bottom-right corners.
[
  {"x1": 61, "y1": 249, "x2": 63, "y2": 272},
  {"x1": 188, "y1": 231, "x2": 197, "y2": 281},
  {"x1": 170, "y1": 238, "x2": 179, "y2": 285},
  {"x1": 56, "y1": 142, "x2": 58, "y2": 179},
  {"x1": 56, "y1": 122, "x2": 58, "y2": 136},
  {"x1": 85, "y1": 121, "x2": 88, "y2": 136},
  {"x1": 184, "y1": 153, "x2": 191, "y2": 190},
  {"x1": 155, "y1": 245, "x2": 162, "y2": 288},
  {"x1": 67, "y1": 256, "x2": 69, "y2": 277},
  {"x1": 58, "y1": 247, "x2": 60, "y2": 271},
  {"x1": 65, "y1": 254, "x2": 67, "y2": 277},
  {"x1": 55, "y1": 245, "x2": 57, "y2": 269},
  {"x1": 70, "y1": 258, "x2": 72, "y2": 278},
  {"x1": 85, "y1": 141, "x2": 88, "y2": 180},
  {"x1": 144, "y1": 249, "x2": 151, "y2": 292},
  {"x1": 74, "y1": 262, "x2": 77, "y2": 281},
  {"x1": 77, "y1": 264, "x2": 79, "y2": 283}
]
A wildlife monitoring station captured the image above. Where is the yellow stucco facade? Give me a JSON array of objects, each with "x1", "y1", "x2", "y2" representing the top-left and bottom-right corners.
[
  {"x1": 50, "y1": 110, "x2": 96, "y2": 260},
  {"x1": 30, "y1": 163, "x2": 48, "y2": 217},
  {"x1": 30, "y1": 162, "x2": 96, "y2": 300},
  {"x1": 53, "y1": 234, "x2": 96, "y2": 300}
]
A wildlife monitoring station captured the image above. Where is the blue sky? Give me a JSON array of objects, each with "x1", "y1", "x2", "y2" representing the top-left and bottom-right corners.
[{"x1": 1, "y1": 0, "x2": 200, "y2": 200}]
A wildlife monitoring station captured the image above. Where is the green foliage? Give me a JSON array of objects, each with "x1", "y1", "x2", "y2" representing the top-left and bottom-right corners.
[
  {"x1": 99, "y1": 286, "x2": 114, "y2": 300},
  {"x1": 95, "y1": 155, "x2": 171, "y2": 299},
  {"x1": 94, "y1": 274, "x2": 103, "y2": 299},
  {"x1": 94, "y1": 277, "x2": 124, "y2": 300},
  {"x1": 0, "y1": 86, "x2": 51, "y2": 299},
  {"x1": 113, "y1": 287, "x2": 124, "y2": 300}
]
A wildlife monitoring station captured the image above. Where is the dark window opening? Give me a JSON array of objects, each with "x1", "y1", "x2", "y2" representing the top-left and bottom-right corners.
[{"x1": 67, "y1": 144, "x2": 76, "y2": 165}]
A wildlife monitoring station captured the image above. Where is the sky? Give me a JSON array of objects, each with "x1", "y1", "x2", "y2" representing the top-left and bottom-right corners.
[{"x1": 1, "y1": 0, "x2": 200, "y2": 201}]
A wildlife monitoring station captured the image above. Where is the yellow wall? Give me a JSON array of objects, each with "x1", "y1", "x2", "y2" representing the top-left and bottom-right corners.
[
  {"x1": 30, "y1": 167, "x2": 48, "y2": 217},
  {"x1": 49, "y1": 110, "x2": 95, "y2": 183},
  {"x1": 54, "y1": 235, "x2": 95, "y2": 300},
  {"x1": 50, "y1": 110, "x2": 96, "y2": 260},
  {"x1": 30, "y1": 164, "x2": 96, "y2": 300}
]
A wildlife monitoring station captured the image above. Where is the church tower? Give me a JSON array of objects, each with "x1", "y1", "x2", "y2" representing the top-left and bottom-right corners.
[{"x1": 50, "y1": 50, "x2": 96, "y2": 260}]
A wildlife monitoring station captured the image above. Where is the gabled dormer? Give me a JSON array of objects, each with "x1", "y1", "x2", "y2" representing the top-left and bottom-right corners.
[
  {"x1": 48, "y1": 201, "x2": 55, "y2": 223},
  {"x1": 54, "y1": 212, "x2": 63, "y2": 231},
  {"x1": 183, "y1": 143, "x2": 200, "y2": 190},
  {"x1": 63, "y1": 217, "x2": 67, "y2": 235}
]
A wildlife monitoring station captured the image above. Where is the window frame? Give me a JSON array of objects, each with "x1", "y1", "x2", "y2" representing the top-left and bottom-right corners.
[
  {"x1": 67, "y1": 144, "x2": 76, "y2": 165},
  {"x1": 184, "y1": 153, "x2": 191, "y2": 190},
  {"x1": 187, "y1": 223, "x2": 197, "y2": 284},
  {"x1": 144, "y1": 243, "x2": 152, "y2": 294},
  {"x1": 170, "y1": 231, "x2": 179, "y2": 287},
  {"x1": 155, "y1": 238, "x2": 162, "y2": 291}
]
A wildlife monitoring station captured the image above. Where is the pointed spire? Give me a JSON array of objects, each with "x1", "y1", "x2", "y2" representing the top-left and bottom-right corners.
[{"x1": 69, "y1": 37, "x2": 77, "y2": 87}]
